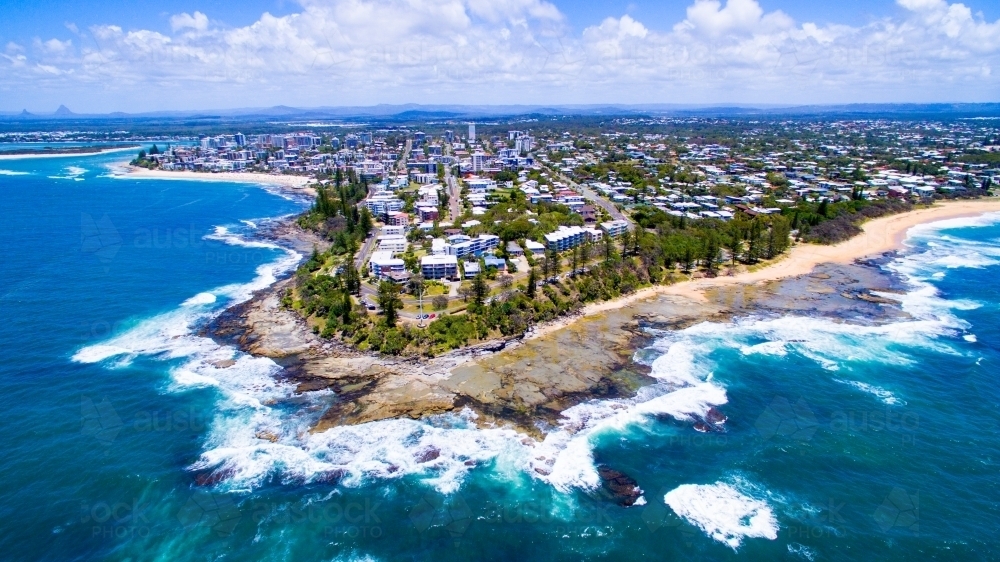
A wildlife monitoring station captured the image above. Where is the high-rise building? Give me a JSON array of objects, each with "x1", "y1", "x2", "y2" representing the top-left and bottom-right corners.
[
  {"x1": 444, "y1": 130, "x2": 454, "y2": 143},
  {"x1": 471, "y1": 151, "x2": 486, "y2": 172},
  {"x1": 468, "y1": 123, "x2": 476, "y2": 142}
]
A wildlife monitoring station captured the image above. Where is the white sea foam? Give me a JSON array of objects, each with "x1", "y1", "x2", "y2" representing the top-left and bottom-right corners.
[
  {"x1": 964, "y1": 334, "x2": 977, "y2": 342},
  {"x1": 70, "y1": 225, "x2": 535, "y2": 494},
  {"x1": 0, "y1": 169, "x2": 29, "y2": 176},
  {"x1": 48, "y1": 165, "x2": 88, "y2": 180},
  {"x1": 834, "y1": 379, "x2": 901, "y2": 406},
  {"x1": 526, "y1": 326, "x2": 729, "y2": 492},
  {"x1": 183, "y1": 292, "x2": 217, "y2": 306},
  {"x1": 73, "y1": 208, "x2": 1000, "y2": 498},
  {"x1": 664, "y1": 482, "x2": 778, "y2": 549},
  {"x1": 905, "y1": 212, "x2": 1000, "y2": 238},
  {"x1": 788, "y1": 543, "x2": 817, "y2": 561}
]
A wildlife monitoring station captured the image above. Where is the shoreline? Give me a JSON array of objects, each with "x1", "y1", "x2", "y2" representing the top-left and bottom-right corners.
[
  {"x1": 207, "y1": 198, "x2": 1000, "y2": 434},
  {"x1": 118, "y1": 165, "x2": 316, "y2": 195},
  {"x1": 526, "y1": 199, "x2": 1000, "y2": 340},
  {"x1": 0, "y1": 145, "x2": 139, "y2": 160}
]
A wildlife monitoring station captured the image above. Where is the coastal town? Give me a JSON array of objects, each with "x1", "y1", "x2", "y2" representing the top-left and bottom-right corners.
[
  {"x1": 5, "y1": 115, "x2": 996, "y2": 354},
  {"x1": 7, "y1": 0, "x2": 1000, "y2": 555},
  {"x1": 109, "y1": 116, "x2": 1000, "y2": 354}
]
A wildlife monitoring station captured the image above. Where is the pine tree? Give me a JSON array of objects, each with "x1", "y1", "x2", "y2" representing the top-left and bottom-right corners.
[
  {"x1": 526, "y1": 268, "x2": 537, "y2": 299},
  {"x1": 341, "y1": 290, "x2": 353, "y2": 326},
  {"x1": 817, "y1": 199, "x2": 829, "y2": 218},
  {"x1": 472, "y1": 274, "x2": 489, "y2": 307},
  {"x1": 377, "y1": 280, "x2": 402, "y2": 327},
  {"x1": 703, "y1": 234, "x2": 719, "y2": 273}
]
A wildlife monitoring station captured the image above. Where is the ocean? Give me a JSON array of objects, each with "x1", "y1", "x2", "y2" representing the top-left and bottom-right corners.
[{"x1": 2, "y1": 150, "x2": 999, "y2": 561}]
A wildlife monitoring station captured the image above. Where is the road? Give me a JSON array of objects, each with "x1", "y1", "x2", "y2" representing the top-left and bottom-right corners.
[
  {"x1": 443, "y1": 142, "x2": 462, "y2": 222},
  {"x1": 397, "y1": 138, "x2": 412, "y2": 173},
  {"x1": 353, "y1": 226, "x2": 379, "y2": 270},
  {"x1": 446, "y1": 173, "x2": 462, "y2": 222},
  {"x1": 552, "y1": 168, "x2": 634, "y2": 228}
]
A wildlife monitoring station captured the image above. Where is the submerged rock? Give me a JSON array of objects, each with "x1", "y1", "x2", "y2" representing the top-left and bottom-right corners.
[{"x1": 597, "y1": 466, "x2": 644, "y2": 507}]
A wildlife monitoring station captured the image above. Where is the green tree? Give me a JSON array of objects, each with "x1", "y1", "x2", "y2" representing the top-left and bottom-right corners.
[
  {"x1": 703, "y1": 234, "x2": 720, "y2": 273},
  {"x1": 377, "y1": 280, "x2": 402, "y2": 327},
  {"x1": 549, "y1": 250, "x2": 562, "y2": 276},
  {"x1": 472, "y1": 273, "x2": 489, "y2": 306},
  {"x1": 343, "y1": 259, "x2": 361, "y2": 295},
  {"x1": 340, "y1": 290, "x2": 353, "y2": 326},
  {"x1": 359, "y1": 207, "x2": 374, "y2": 235},
  {"x1": 526, "y1": 268, "x2": 537, "y2": 299}
]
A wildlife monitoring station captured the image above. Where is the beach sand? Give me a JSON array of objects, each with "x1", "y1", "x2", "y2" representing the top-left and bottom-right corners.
[
  {"x1": 0, "y1": 145, "x2": 138, "y2": 161},
  {"x1": 527, "y1": 199, "x2": 1000, "y2": 340},
  {"x1": 120, "y1": 166, "x2": 316, "y2": 195}
]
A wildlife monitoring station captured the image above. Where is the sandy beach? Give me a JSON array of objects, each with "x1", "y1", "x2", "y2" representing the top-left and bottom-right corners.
[
  {"x1": 527, "y1": 199, "x2": 1000, "y2": 340},
  {"x1": 0, "y1": 145, "x2": 138, "y2": 161},
  {"x1": 117, "y1": 166, "x2": 316, "y2": 195}
]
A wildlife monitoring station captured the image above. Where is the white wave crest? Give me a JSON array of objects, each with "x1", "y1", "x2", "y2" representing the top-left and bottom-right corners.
[
  {"x1": 0, "y1": 169, "x2": 30, "y2": 176},
  {"x1": 834, "y1": 379, "x2": 902, "y2": 406},
  {"x1": 183, "y1": 292, "x2": 217, "y2": 306},
  {"x1": 664, "y1": 482, "x2": 778, "y2": 549}
]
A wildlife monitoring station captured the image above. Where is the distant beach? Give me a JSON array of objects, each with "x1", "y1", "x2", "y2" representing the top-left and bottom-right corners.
[
  {"x1": 0, "y1": 145, "x2": 139, "y2": 160},
  {"x1": 527, "y1": 199, "x2": 1000, "y2": 340},
  {"x1": 118, "y1": 165, "x2": 316, "y2": 195}
]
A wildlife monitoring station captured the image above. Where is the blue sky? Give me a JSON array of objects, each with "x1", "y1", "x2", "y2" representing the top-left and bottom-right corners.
[{"x1": 2, "y1": 0, "x2": 998, "y2": 112}]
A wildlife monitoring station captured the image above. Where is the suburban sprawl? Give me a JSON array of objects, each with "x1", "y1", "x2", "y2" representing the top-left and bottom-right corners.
[{"x1": 98, "y1": 116, "x2": 1000, "y2": 354}]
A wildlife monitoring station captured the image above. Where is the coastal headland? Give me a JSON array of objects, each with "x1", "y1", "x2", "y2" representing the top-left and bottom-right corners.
[{"x1": 214, "y1": 199, "x2": 1000, "y2": 436}]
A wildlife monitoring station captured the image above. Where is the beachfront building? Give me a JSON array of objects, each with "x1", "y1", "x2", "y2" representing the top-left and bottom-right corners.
[
  {"x1": 366, "y1": 194, "x2": 404, "y2": 216},
  {"x1": 368, "y1": 251, "x2": 406, "y2": 280},
  {"x1": 601, "y1": 220, "x2": 629, "y2": 238},
  {"x1": 543, "y1": 226, "x2": 601, "y2": 252},
  {"x1": 446, "y1": 234, "x2": 501, "y2": 258},
  {"x1": 377, "y1": 235, "x2": 408, "y2": 255},
  {"x1": 524, "y1": 240, "x2": 546, "y2": 256},
  {"x1": 421, "y1": 255, "x2": 459, "y2": 280}
]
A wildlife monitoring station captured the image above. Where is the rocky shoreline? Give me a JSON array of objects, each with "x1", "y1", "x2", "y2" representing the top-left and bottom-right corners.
[{"x1": 205, "y1": 215, "x2": 912, "y2": 441}]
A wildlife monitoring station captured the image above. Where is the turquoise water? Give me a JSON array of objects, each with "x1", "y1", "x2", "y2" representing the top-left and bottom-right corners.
[{"x1": 2, "y1": 151, "x2": 999, "y2": 561}]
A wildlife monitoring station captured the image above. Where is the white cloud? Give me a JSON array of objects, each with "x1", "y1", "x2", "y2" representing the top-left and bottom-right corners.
[
  {"x1": 35, "y1": 38, "x2": 72, "y2": 53},
  {"x1": 170, "y1": 11, "x2": 209, "y2": 32},
  {"x1": 897, "y1": 0, "x2": 1000, "y2": 50},
  {"x1": 2, "y1": 0, "x2": 999, "y2": 110}
]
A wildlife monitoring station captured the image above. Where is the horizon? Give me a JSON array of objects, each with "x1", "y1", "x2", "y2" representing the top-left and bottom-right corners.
[
  {"x1": 5, "y1": 101, "x2": 1000, "y2": 120},
  {"x1": 2, "y1": 0, "x2": 998, "y2": 113}
]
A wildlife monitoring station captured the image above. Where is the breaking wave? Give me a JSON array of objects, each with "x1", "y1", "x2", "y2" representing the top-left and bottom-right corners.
[{"x1": 664, "y1": 481, "x2": 778, "y2": 549}]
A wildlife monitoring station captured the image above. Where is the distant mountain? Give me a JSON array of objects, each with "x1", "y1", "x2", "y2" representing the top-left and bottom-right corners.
[{"x1": 2, "y1": 102, "x2": 999, "y2": 122}]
